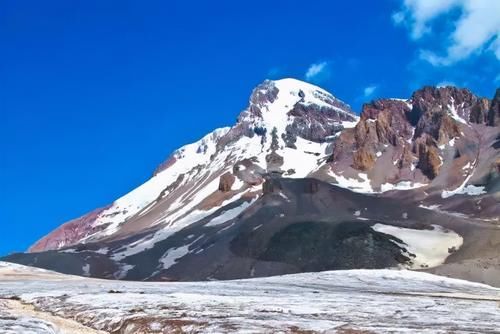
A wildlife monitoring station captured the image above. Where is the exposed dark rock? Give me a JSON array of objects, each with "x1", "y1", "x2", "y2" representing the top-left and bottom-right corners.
[
  {"x1": 257, "y1": 221, "x2": 411, "y2": 271},
  {"x1": 470, "y1": 98, "x2": 489, "y2": 124},
  {"x1": 159, "y1": 174, "x2": 185, "y2": 198},
  {"x1": 488, "y1": 88, "x2": 500, "y2": 126},
  {"x1": 287, "y1": 102, "x2": 357, "y2": 143},
  {"x1": 409, "y1": 86, "x2": 476, "y2": 127},
  {"x1": 329, "y1": 86, "x2": 498, "y2": 190}
]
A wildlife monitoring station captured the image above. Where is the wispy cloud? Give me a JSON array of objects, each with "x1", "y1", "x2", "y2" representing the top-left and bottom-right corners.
[
  {"x1": 267, "y1": 67, "x2": 282, "y2": 79},
  {"x1": 393, "y1": 0, "x2": 500, "y2": 66},
  {"x1": 305, "y1": 61, "x2": 330, "y2": 83},
  {"x1": 436, "y1": 80, "x2": 456, "y2": 88},
  {"x1": 363, "y1": 85, "x2": 378, "y2": 98}
]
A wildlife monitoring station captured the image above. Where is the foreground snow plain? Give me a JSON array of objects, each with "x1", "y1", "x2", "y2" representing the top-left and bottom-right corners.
[{"x1": 1, "y1": 262, "x2": 499, "y2": 333}]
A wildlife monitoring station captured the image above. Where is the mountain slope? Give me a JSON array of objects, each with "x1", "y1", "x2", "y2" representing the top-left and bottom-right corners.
[
  {"x1": 321, "y1": 86, "x2": 500, "y2": 220},
  {"x1": 4, "y1": 79, "x2": 499, "y2": 285},
  {"x1": 29, "y1": 78, "x2": 359, "y2": 253}
]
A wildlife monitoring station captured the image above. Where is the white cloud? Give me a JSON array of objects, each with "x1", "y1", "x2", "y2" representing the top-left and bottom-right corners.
[
  {"x1": 418, "y1": 49, "x2": 451, "y2": 66},
  {"x1": 436, "y1": 81, "x2": 456, "y2": 87},
  {"x1": 392, "y1": 11, "x2": 406, "y2": 25},
  {"x1": 305, "y1": 61, "x2": 330, "y2": 82},
  {"x1": 363, "y1": 85, "x2": 377, "y2": 97},
  {"x1": 395, "y1": 0, "x2": 459, "y2": 39},
  {"x1": 393, "y1": 0, "x2": 500, "y2": 65}
]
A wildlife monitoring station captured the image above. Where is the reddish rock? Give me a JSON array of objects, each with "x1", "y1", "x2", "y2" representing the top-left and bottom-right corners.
[
  {"x1": 361, "y1": 99, "x2": 413, "y2": 145},
  {"x1": 330, "y1": 86, "x2": 495, "y2": 182},
  {"x1": 415, "y1": 135, "x2": 441, "y2": 179},
  {"x1": 409, "y1": 86, "x2": 477, "y2": 126},
  {"x1": 28, "y1": 206, "x2": 110, "y2": 253},
  {"x1": 398, "y1": 144, "x2": 414, "y2": 169},
  {"x1": 352, "y1": 148, "x2": 376, "y2": 171},
  {"x1": 218, "y1": 172, "x2": 236, "y2": 192}
]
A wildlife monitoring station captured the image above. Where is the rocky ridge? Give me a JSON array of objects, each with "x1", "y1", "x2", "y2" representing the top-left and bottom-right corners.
[{"x1": 5, "y1": 79, "x2": 498, "y2": 285}]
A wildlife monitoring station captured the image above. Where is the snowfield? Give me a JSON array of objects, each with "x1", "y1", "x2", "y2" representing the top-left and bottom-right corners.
[
  {"x1": 1, "y1": 262, "x2": 500, "y2": 333},
  {"x1": 372, "y1": 224, "x2": 463, "y2": 269}
]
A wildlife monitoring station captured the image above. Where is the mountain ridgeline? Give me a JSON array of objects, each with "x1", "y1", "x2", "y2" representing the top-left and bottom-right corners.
[{"x1": 4, "y1": 79, "x2": 500, "y2": 286}]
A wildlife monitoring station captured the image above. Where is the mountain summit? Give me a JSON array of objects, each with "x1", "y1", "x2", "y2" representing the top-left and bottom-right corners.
[
  {"x1": 29, "y1": 78, "x2": 359, "y2": 253},
  {"x1": 5, "y1": 80, "x2": 499, "y2": 286}
]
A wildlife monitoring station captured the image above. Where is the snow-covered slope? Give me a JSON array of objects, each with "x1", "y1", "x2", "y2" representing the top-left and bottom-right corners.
[
  {"x1": 1, "y1": 261, "x2": 499, "y2": 333},
  {"x1": 29, "y1": 78, "x2": 358, "y2": 253}
]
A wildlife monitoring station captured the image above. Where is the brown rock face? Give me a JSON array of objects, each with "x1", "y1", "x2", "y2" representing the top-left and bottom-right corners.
[
  {"x1": 409, "y1": 86, "x2": 477, "y2": 125},
  {"x1": 411, "y1": 87, "x2": 467, "y2": 144},
  {"x1": 218, "y1": 172, "x2": 236, "y2": 192},
  {"x1": 470, "y1": 98, "x2": 489, "y2": 124},
  {"x1": 335, "y1": 99, "x2": 413, "y2": 172},
  {"x1": 361, "y1": 99, "x2": 414, "y2": 144},
  {"x1": 415, "y1": 135, "x2": 441, "y2": 179},
  {"x1": 488, "y1": 88, "x2": 500, "y2": 126},
  {"x1": 398, "y1": 144, "x2": 414, "y2": 169},
  {"x1": 352, "y1": 148, "x2": 376, "y2": 171},
  {"x1": 329, "y1": 86, "x2": 497, "y2": 187}
]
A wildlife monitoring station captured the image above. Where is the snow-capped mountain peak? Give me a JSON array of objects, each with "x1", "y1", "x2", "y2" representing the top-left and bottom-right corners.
[
  {"x1": 242, "y1": 78, "x2": 356, "y2": 134},
  {"x1": 12, "y1": 81, "x2": 500, "y2": 286},
  {"x1": 29, "y1": 78, "x2": 358, "y2": 254}
]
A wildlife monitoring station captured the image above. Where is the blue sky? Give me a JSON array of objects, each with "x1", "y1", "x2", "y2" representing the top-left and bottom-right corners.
[{"x1": 0, "y1": 0, "x2": 498, "y2": 255}]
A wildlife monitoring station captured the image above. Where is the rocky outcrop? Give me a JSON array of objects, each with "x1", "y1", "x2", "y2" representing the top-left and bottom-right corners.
[
  {"x1": 488, "y1": 88, "x2": 500, "y2": 127},
  {"x1": 410, "y1": 87, "x2": 467, "y2": 144},
  {"x1": 415, "y1": 135, "x2": 442, "y2": 179},
  {"x1": 470, "y1": 98, "x2": 489, "y2": 124},
  {"x1": 329, "y1": 86, "x2": 499, "y2": 192},
  {"x1": 352, "y1": 149, "x2": 376, "y2": 171},
  {"x1": 409, "y1": 86, "x2": 477, "y2": 125},
  {"x1": 220, "y1": 79, "x2": 358, "y2": 152},
  {"x1": 286, "y1": 101, "x2": 356, "y2": 144},
  {"x1": 28, "y1": 206, "x2": 111, "y2": 253},
  {"x1": 347, "y1": 99, "x2": 414, "y2": 171},
  {"x1": 218, "y1": 172, "x2": 235, "y2": 192},
  {"x1": 24, "y1": 79, "x2": 499, "y2": 280}
]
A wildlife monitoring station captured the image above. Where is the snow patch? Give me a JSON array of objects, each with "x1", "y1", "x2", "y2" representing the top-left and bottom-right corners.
[
  {"x1": 113, "y1": 264, "x2": 135, "y2": 280},
  {"x1": 84, "y1": 127, "x2": 231, "y2": 239},
  {"x1": 205, "y1": 199, "x2": 256, "y2": 227},
  {"x1": 372, "y1": 223, "x2": 463, "y2": 269},
  {"x1": 231, "y1": 178, "x2": 245, "y2": 190},
  {"x1": 82, "y1": 264, "x2": 90, "y2": 277},
  {"x1": 329, "y1": 170, "x2": 375, "y2": 194},
  {"x1": 159, "y1": 245, "x2": 191, "y2": 270},
  {"x1": 442, "y1": 166, "x2": 475, "y2": 198},
  {"x1": 380, "y1": 181, "x2": 427, "y2": 192},
  {"x1": 453, "y1": 185, "x2": 486, "y2": 196},
  {"x1": 448, "y1": 99, "x2": 467, "y2": 124}
]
